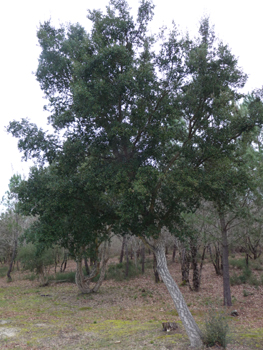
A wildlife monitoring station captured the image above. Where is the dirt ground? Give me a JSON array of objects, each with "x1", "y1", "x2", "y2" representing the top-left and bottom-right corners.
[{"x1": 0, "y1": 255, "x2": 263, "y2": 350}]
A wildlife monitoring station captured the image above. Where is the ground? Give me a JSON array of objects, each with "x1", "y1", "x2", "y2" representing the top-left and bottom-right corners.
[{"x1": 0, "y1": 254, "x2": 263, "y2": 350}]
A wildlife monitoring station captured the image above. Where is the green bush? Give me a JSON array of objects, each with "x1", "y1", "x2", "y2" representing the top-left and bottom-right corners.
[
  {"x1": 230, "y1": 272, "x2": 243, "y2": 286},
  {"x1": 250, "y1": 259, "x2": 263, "y2": 271},
  {"x1": 23, "y1": 273, "x2": 37, "y2": 281},
  {"x1": 52, "y1": 271, "x2": 76, "y2": 283},
  {"x1": 18, "y1": 243, "x2": 54, "y2": 274},
  {"x1": 230, "y1": 265, "x2": 260, "y2": 286},
  {"x1": 106, "y1": 261, "x2": 142, "y2": 281},
  {"x1": 0, "y1": 266, "x2": 8, "y2": 278},
  {"x1": 202, "y1": 308, "x2": 230, "y2": 349},
  {"x1": 229, "y1": 258, "x2": 246, "y2": 270}
]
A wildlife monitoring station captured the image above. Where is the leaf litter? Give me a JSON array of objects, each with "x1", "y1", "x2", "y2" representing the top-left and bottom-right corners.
[{"x1": 0, "y1": 255, "x2": 263, "y2": 349}]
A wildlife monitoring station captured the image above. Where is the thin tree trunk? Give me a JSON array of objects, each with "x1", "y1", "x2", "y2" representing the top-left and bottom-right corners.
[
  {"x1": 141, "y1": 244, "x2": 145, "y2": 274},
  {"x1": 153, "y1": 236, "x2": 203, "y2": 348},
  {"x1": 60, "y1": 250, "x2": 68, "y2": 272},
  {"x1": 7, "y1": 214, "x2": 19, "y2": 282},
  {"x1": 220, "y1": 213, "x2": 232, "y2": 307},
  {"x1": 180, "y1": 247, "x2": 190, "y2": 285},
  {"x1": 209, "y1": 243, "x2": 222, "y2": 276},
  {"x1": 75, "y1": 242, "x2": 109, "y2": 294},
  {"x1": 198, "y1": 246, "x2": 206, "y2": 288},
  {"x1": 190, "y1": 241, "x2": 200, "y2": 292},
  {"x1": 172, "y1": 244, "x2": 176, "y2": 263},
  {"x1": 119, "y1": 236, "x2": 126, "y2": 263},
  {"x1": 153, "y1": 254, "x2": 160, "y2": 283},
  {"x1": 125, "y1": 237, "x2": 129, "y2": 278},
  {"x1": 84, "y1": 257, "x2": 90, "y2": 275}
]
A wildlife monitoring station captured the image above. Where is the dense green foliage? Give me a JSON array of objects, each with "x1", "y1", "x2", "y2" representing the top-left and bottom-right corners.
[
  {"x1": 7, "y1": 0, "x2": 263, "y2": 263},
  {"x1": 202, "y1": 308, "x2": 230, "y2": 349}
]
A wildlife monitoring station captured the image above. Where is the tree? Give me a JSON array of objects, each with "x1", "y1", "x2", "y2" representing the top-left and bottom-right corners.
[
  {"x1": 7, "y1": 2, "x2": 263, "y2": 347},
  {"x1": 1, "y1": 175, "x2": 26, "y2": 281},
  {"x1": 12, "y1": 164, "x2": 112, "y2": 293}
]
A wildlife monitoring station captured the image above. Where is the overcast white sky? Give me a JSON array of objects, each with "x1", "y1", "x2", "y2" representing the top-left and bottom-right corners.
[{"x1": 1, "y1": 0, "x2": 262, "y2": 211}]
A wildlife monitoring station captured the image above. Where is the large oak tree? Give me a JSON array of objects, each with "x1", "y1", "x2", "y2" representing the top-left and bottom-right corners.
[{"x1": 8, "y1": 1, "x2": 263, "y2": 346}]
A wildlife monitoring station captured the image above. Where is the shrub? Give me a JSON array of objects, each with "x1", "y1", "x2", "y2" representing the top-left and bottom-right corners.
[
  {"x1": 0, "y1": 266, "x2": 8, "y2": 278},
  {"x1": 202, "y1": 308, "x2": 230, "y2": 349},
  {"x1": 54, "y1": 271, "x2": 76, "y2": 283},
  {"x1": 230, "y1": 272, "x2": 243, "y2": 286},
  {"x1": 18, "y1": 243, "x2": 54, "y2": 273},
  {"x1": 106, "y1": 261, "x2": 141, "y2": 281},
  {"x1": 250, "y1": 259, "x2": 263, "y2": 271},
  {"x1": 24, "y1": 273, "x2": 37, "y2": 281},
  {"x1": 243, "y1": 289, "x2": 251, "y2": 297},
  {"x1": 230, "y1": 265, "x2": 260, "y2": 286},
  {"x1": 229, "y1": 258, "x2": 246, "y2": 270}
]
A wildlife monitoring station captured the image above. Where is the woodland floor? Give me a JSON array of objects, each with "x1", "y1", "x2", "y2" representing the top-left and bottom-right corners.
[{"x1": 0, "y1": 254, "x2": 263, "y2": 350}]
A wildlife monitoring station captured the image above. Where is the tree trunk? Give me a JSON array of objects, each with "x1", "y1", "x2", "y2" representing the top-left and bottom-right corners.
[
  {"x1": 172, "y1": 244, "x2": 176, "y2": 263},
  {"x1": 180, "y1": 247, "x2": 190, "y2": 285},
  {"x1": 84, "y1": 257, "x2": 90, "y2": 275},
  {"x1": 190, "y1": 241, "x2": 200, "y2": 292},
  {"x1": 153, "y1": 254, "x2": 160, "y2": 283},
  {"x1": 141, "y1": 244, "x2": 145, "y2": 274},
  {"x1": 75, "y1": 242, "x2": 109, "y2": 293},
  {"x1": 60, "y1": 250, "x2": 68, "y2": 272},
  {"x1": 153, "y1": 237, "x2": 203, "y2": 348},
  {"x1": 209, "y1": 243, "x2": 222, "y2": 276},
  {"x1": 220, "y1": 214, "x2": 232, "y2": 307},
  {"x1": 125, "y1": 237, "x2": 129, "y2": 278},
  {"x1": 119, "y1": 236, "x2": 126, "y2": 263},
  {"x1": 6, "y1": 214, "x2": 19, "y2": 282}
]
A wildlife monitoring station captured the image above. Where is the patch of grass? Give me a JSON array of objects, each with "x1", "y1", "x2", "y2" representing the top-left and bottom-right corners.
[
  {"x1": 141, "y1": 289, "x2": 153, "y2": 298},
  {"x1": 166, "y1": 310, "x2": 179, "y2": 317},
  {"x1": 79, "y1": 306, "x2": 92, "y2": 311}
]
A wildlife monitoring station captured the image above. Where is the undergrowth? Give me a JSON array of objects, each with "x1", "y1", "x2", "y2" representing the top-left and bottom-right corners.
[
  {"x1": 230, "y1": 258, "x2": 262, "y2": 287},
  {"x1": 0, "y1": 266, "x2": 8, "y2": 278},
  {"x1": 202, "y1": 307, "x2": 230, "y2": 349},
  {"x1": 106, "y1": 261, "x2": 143, "y2": 281}
]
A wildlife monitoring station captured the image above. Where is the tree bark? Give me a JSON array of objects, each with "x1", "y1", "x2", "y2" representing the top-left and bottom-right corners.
[
  {"x1": 190, "y1": 241, "x2": 200, "y2": 292},
  {"x1": 180, "y1": 247, "x2": 190, "y2": 286},
  {"x1": 153, "y1": 254, "x2": 160, "y2": 283},
  {"x1": 153, "y1": 236, "x2": 203, "y2": 348},
  {"x1": 220, "y1": 214, "x2": 232, "y2": 307}
]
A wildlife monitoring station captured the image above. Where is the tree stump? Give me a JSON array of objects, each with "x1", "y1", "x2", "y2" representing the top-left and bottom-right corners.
[{"x1": 162, "y1": 322, "x2": 178, "y2": 332}]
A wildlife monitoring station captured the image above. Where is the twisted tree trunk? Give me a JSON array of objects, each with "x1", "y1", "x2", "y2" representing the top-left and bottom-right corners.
[
  {"x1": 75, "y1": 241, "x2": 109, "y2": 294},
  {"x1": 153, "y1": 236, "x2": 203, "y2": 348}
]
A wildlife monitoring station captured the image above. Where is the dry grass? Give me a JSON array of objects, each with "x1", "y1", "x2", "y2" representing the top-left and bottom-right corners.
[{"x1": 0, "y1": 254, "x2": 263, "y2": 349}]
